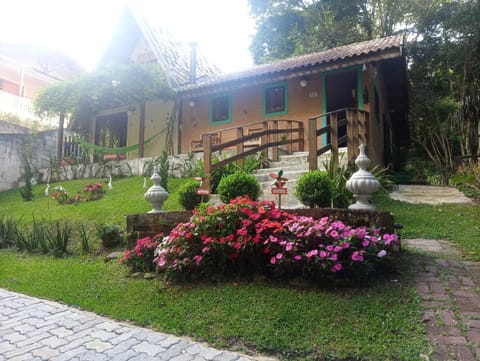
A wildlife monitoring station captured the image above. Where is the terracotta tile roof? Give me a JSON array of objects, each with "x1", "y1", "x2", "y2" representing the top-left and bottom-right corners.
[
  {"x1": 178, "y1": 35, "x2": 404, "y2": 93},
  {"x1": 128, "y1": 4, "x2": 220, "y2": 88}
]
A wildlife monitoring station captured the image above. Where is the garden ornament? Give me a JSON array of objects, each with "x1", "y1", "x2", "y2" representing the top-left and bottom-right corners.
[
  {"x1": 144, "y1": 166, "x2": 169, "y2": 213},
  {"x1": 346, "y1": 144, "x2": 380, "y2": 211}
]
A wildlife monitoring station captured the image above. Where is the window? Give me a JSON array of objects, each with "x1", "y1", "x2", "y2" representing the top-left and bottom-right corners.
[
  {"x1": 210, "y1": 94, "x2": 231, "y2": 124},
  {"x1": 263, "y1": 81, "x2": 288, "y2": 116}
]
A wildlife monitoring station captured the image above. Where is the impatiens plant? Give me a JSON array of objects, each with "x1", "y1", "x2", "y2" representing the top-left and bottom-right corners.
[
  {"x1": 83, "y1": 182, "x2": 105, "y2": 201},
  {"x1": 154, "y1": 196, "x2": 400, "y2": 281},
  {"x1": 120, "y1": 235, "x2": 162, "y2": 273}
]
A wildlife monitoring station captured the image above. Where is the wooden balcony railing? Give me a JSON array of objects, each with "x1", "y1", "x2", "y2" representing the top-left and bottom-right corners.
[
  {"x1": 307, "y1": 108, "x2": 369, "y2": 171},
  {"x1": 200, "y1": 120, "x2": 304, "y2": 189}
]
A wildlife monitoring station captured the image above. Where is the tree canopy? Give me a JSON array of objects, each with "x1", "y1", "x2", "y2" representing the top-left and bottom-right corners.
[
  {"x1": 35, "y1": 63, "x2": 174, "y2": 132},
  {"x1": 248, "y1": 0, "x2": 413, "y2": 63}
]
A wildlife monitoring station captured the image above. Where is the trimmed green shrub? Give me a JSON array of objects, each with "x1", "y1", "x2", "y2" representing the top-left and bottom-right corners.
[
  {"x1": 217, "y1": 171, "x2": 261, "y2": 203},
  {"x1": 295, "y1": 170, "x2": 332, "y2": 208},
  {"x1": 178, "y1": 179, "x2": 209, "y2": 210}
]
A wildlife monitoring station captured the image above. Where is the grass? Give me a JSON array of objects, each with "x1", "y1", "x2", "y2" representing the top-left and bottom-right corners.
[
  {"x1": 0, "y1": 250, "x2": 426, "y2": 360},
  {"x1": 0, "y1": 176, "x2": 189, "y2": 226},
  {"x1": 376, "y1": 193, "x2": 480, "y2": 259},
  {"x1": 2, "y1": 179, "x2": 479, "y2": 360}
]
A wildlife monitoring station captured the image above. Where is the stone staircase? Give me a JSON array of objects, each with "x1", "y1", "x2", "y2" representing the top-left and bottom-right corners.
[{"x1": 253, "y1": 149, "x2": 347, "y2": 209}]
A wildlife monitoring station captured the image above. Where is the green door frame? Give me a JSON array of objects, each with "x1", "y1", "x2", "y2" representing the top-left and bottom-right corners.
[{"x1": 321, "y1": 65, "x2": 364, "y2": 144}]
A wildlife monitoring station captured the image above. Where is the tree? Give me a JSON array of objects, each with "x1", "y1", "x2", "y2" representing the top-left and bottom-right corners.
[
  {"x1": 248, "y1": 0, "x2": 413, "y2": 63},
  {"x1": 408, "y1": 0, "x2": 480, "y2": 182}
]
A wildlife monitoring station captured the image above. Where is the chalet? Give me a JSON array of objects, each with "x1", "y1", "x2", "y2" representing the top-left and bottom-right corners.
[
  {"x1": 177, "y1": 36, "x2": 408, "y2": 169},
  {"x1": 80, "y1": 4, "x2": 408, "y2": 178},
  {"x1": 82, "y1": 4, "x2": 219, "y2": 159}
]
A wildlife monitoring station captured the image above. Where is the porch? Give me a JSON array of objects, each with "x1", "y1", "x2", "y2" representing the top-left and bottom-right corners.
[{"x1": 196, "y1": 108, "x2": 369, "y2": 190}]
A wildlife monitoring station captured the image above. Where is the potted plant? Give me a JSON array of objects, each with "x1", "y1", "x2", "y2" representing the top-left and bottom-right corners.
[{"x1": 98, "y1": 224, "x2": 122, "y2": 248}]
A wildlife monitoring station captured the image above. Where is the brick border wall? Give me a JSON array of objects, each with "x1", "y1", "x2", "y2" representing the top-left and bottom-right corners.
[{"x1": 126, "y1": 208, "x2": 394, "y2": 248}]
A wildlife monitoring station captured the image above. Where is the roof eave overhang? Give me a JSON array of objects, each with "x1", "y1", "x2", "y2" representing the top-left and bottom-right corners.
[{"x1": 177, "y1": 47, "x2": 402, "y2": 99}]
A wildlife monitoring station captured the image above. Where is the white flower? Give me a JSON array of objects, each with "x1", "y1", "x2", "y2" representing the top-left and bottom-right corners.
[{"x1": 377, "y1": 250, "x2": 387, "y2": 258}]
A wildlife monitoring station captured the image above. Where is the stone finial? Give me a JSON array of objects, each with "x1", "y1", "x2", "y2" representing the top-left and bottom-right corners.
[
  {"x1": 346, "y1": 144, "x2": 380, "y2": 211},
  {"x1": 144, "y1": 166, "x2": 169, "y2": 213}
]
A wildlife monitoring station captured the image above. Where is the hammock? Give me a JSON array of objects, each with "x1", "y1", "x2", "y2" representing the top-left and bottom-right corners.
[{"x1": 76, "y1": 129, "x2": 164, "y2": 155}]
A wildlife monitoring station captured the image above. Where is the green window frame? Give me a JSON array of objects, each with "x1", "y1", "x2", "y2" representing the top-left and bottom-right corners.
[
  {"x1": 263, "y1": 81, "x2": 288, "y2": 117},
  {"x1": 210, "y1": 93, "x2": 232, "y2": 125}
]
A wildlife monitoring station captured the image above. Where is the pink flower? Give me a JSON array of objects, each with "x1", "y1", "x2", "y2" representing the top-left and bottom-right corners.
[
  {"x1": 294, "y1": 255, "x2": 302, "y2": 261},
  {"x1": 202, "y1": 247, "x2": 210, "y2": 253},
  {"x1": 352, "y1": 251, "x2": 364, "y2": 262},
  {"x1": 332, "y1": 263, "x2": 343, "y2": 272},
  {"x1": 276, "y1": 253, "x2": 283, "y2": 260},
  {"x1": 270, "y1": 257, "x2": 276, "y2": 264},
  {"x1": 285, "y1": 242, "x2": 293, "y2": 251},
  {"x1": 193, "y1": 255, "x2": 202, "y2": 265},
  {"x1": 330, "y1": 230, "x2": 339, "y2": 238},
  {"x1": 343, "y1": 242, "x2": 350, "y2": 249},
  {"x1": 330, "y1": 254, "x2": 338, "y2": 261},
  {"x1": 334, "y1": 246, "x2": 343, "y2": 252},
  {"x1": 319, "y1": 251, "x2": 327, "y2": 258},
  {"x1": 326, "y1": 245, "x2": 334, "y2": 252},
  {"x1": 306, "y1": 249, "x2": 318, "y2": 258},
  {"x1": 362, "y1": 240, "x2": 369, "y2": 247}
]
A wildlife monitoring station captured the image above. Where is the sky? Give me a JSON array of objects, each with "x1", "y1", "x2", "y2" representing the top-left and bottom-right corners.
[{"x1": 0, "y1": 0, "x2": 255, "y2": 73}]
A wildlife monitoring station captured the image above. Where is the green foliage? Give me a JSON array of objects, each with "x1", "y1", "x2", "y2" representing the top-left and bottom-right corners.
[
  {"x1": 19, "y1": 153, "x2": 34, "y2": 202},
  {"x1": 78, "y1": 224, "x2": 91, "y2": 255},
  {"x1": 158, "y1": 150, "x2": 169, "y2": 191},
  {"x1": 178, "y1": 179, "x2": 208, "y2": 211},
  {"x1": 217, "y1": 171, "x2": 261, "y2": 203},
  {"x1": 248, "y1": 0, "x2": 411, "y2": 63},
  {"x1": 450, "y1": 162, "x2": 480, "y2": 199},
  {"x1": 98, "y1": 224, "x2": 122, "y2": 248},
  {"x1": 35, "y1": 63, "x2": 173, "y2": 130},
  {"x1": 197, "y1": 153, "x2": 263, "y2": 194},
  {"x1": 46, "y1": 221, "x2": 71, "y2": 257},
  {"x1": 0, "y1": 216, "x2": 19, "y2": 249},
  {"x1": 322, "y1": 156, "x2": 353, "y2": 208},
  {"x1": 295, "y1": 170, "x2": 332, "y2": 208}
]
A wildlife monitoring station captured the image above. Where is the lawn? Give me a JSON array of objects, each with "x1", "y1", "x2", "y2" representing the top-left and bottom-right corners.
[{"x1": 2, "y1": 178, "x2": 479, "y2": 360}]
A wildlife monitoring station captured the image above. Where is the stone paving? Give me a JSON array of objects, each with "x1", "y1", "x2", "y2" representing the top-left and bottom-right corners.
[
  {"x1": 389, "y1": 185, "x2": 474, "y2": 205},
  {"x1": 406, "y1": 239, "x2": 480, "y2": 360},
  {"x1": 0, "y1": 289, "x2": 276, "y2": 361}
]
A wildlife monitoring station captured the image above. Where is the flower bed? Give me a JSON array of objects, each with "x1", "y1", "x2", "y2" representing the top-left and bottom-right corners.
[{"x1": 146, "y1": 197, "x2": 400, "y2": 281}]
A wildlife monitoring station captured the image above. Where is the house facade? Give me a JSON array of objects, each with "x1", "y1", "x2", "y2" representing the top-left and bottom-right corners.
[
  {"x1": 177, "y1": 36, "x2": 408, "y2": 167},
  {"x1": 0, "y1": 43, "x2": 82, "y2": 128}
]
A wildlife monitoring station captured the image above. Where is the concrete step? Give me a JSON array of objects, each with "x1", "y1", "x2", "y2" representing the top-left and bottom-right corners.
[
  {"x1": 254, "y1": 169, "x2": 309, "y2": 183},
  {"x1": 258, "y1": 179, "x2": 306, "y2": 209}
]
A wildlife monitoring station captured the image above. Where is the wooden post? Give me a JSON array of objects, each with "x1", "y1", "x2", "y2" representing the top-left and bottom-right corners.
[
  {"x1": 56, "y1": 112, "x2": 65, "y2": 160},
  {"x1": 261, "y1": 121, "x2": 268, "y2": 161},
  {"x1": 138, "y1": 101, "x2": 146, "y2": 158},
  {"x1": 236, "y1": 127, "x2": 244, "y2": 167},
  {"x1": 308, "y1": 117, "x2": 317, "y2": 171},
  {"x1": 330, "y1": 113, "x2": 338, "y2": 171},
  {"x1": 286, "y1": 120, "x2": 293, "y2": 155},
  {"x1": 298, "y1": 121, "x2": 305, "y2": 152},
  {"x1": 272, "y1": 121, "x2": 279, "y2": 162},
  {"x1": 346, "y1": 109, "x2": 355, "y2": 163},
  {"x1": 352, "y1": 110, "x2": 359, "y2": 159},
  {"x1": 202, "y1": 134, "x2": 212, "y2": 191}
]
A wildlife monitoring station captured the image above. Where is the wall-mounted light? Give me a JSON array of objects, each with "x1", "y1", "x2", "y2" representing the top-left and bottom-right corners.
[
  {"x1": 299, "y1": 78, "x2": 308, "y2": 88},
  {"x1": 362, "y1": 63, "x2": 367, "y2": 72},
  {"x1": 188, "y1": 99, "x2": 196, "y2": 107}
]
